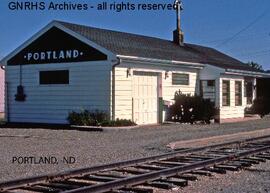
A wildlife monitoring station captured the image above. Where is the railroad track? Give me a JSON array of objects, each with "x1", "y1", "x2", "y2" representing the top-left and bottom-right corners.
[{"x1": 1, "y1": 135, "x2": 270, "y2": 193}]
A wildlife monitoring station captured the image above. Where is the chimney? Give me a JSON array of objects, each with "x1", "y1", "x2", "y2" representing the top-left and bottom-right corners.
[
  {"x1": 173, "y1": 0, "x2": 184, "y2": 46},
  {"x1": 173, "y1": 29, "x2": 184, "y2": 46}
]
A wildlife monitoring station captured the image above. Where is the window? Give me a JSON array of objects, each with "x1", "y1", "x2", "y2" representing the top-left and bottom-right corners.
[
  {"x1": 39, "y1": 70, "x2": 69, "y2": 85},
  {"x1": 235, "y1": 81, "x2": 242, "y2": 106},
  {"x1": 172, "y1": 73, "x2": 189, "y2": 85},
  {"x1": 207, "y1": 80, "x2": 215, "y2": 87},
  {"x1": 245, "y1": 81, "x2": 253, "y2": 104},
  {"x1": 222, "y1": 80, "x2": 230, "y2": 106}
]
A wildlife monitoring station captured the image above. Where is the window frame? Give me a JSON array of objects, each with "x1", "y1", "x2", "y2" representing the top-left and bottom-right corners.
[
  {"x1": 235, "y1": 81, "x2": 243, "y2": 106},
  {"x1": 39, "y1": 70, "x2": 69, "y2": 85},
  {"x1": 244, "y1": 81, "x2": 253, "y2": 104},
  {"x1": 222, "y1": 80, "x2": 230, "y2": 107},
  {"x1": 172, "y1": 73, "x2": 190, "y2": 86}
]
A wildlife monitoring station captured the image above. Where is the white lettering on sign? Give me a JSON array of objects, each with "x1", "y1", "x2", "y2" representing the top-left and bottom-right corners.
[
  {"x1": 33, "y1": 53, "x2": 39, "y2": 60},
  {"x1": 47, "y1": 51, "x2": 51, "y2": 60},
  {"x1": 24, "y1": 50, "x2": 83, "y2": 61},
  {"x1": 40, "y1": 52, "x2": 46, "y2": 60},
  {"x1": 27, "y1": 53, "x2": 32, "y2": 60},
  {"x1": 73, "y1": 50, "x2": 79, "y2": 58}
]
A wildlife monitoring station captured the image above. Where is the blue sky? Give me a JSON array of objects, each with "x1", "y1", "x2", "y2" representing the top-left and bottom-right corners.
[{"x1": 0, "y1": 0, "x2": 270, "y2": 70}]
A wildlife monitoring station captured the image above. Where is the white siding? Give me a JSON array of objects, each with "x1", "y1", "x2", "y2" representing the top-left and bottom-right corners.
[
  {"x1": 6, "y1": 61, "x2": 111, "y2": 124},
  {"x1": 219, "y1": 75, "x2": 246, "y2": 120},
  {"x1": 114, "y1": 67, "x2": 133, "y2": 120},
  {"x1": 114, "y1": 65, "x2": 199, "y2": 122},
  {"x1": 162, "y1": 70, "x2": 198, "y2": 101},
  {"x1": 200, "y1": 65, "x2": 225, "y2": 80}
]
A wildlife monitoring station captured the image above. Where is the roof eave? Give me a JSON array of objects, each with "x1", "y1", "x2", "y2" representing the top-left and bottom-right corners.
[
  {"x1": 225, "y1": 68, "x2": 270, "y2": 78},
  {"x1": 117, "y1": 55, "x2": 205, "y2": 69}
]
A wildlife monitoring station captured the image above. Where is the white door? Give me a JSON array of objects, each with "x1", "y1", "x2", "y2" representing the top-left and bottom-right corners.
[{"x1": 133, "y1": 72, "x2": 158, "y2": 124}]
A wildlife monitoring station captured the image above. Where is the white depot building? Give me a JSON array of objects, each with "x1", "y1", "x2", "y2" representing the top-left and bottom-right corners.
[{"x1": 1, "y1": 20, "x2": 269, "y2": 125}]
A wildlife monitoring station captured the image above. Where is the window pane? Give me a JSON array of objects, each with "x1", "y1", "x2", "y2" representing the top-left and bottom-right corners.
[
  {"x1": 207, "y1": 80, "x2": 215, "y2": 87},
  {"x1": 222, "y1": 80, "x2": 230, "y2": 106},
  {"x1": 172, "y1": 73, "x2": 189, "y2": 85},
  {"x1": 235, "y1": 81, "x2": 242, "y2": 106},
  {"x1": 245, "y1": 81, "x2": 253, "y2": 104},
  {"x1": 40, "y1": 70, "x2": 69, "y2": 85}
]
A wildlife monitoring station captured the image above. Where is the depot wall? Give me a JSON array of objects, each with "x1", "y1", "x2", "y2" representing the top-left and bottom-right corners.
[
  {"x1": 113, "y1": 62, "x2": 199, "y2": 122},
  {"x1": 6, "y1": 61, "x2": 111, "y2": 124}
]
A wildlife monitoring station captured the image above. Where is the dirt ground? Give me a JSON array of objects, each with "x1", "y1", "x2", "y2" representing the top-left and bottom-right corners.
[{"x1": 0, "y1": 117, "x2": 270, "y2": 192}]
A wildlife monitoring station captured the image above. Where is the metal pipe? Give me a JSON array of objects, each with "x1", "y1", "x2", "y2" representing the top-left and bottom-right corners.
[{"x1": 175, "y1": 0, "x2": 181, "y2": 31}]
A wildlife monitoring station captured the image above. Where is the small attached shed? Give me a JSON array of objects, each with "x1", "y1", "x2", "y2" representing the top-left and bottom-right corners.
[
  {"x1": 1, "y1": 20, "x2": 269, "y2": 124},
  {"x1": 200, "y1": 64, "x2": 270, "y2": 122}
]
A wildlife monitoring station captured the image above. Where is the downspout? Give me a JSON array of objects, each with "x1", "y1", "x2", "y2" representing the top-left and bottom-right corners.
[{"x1": 112, "y1": 57, "x2": 121, "y2": 121}]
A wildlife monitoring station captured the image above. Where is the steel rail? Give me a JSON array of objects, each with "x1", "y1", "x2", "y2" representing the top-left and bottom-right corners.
[
  {"x1": 63, "y1": 145, "x2": 270, "y2": 193},
  {"x1": 1, "y1": 134, "x2": 270, "y2": 191}
]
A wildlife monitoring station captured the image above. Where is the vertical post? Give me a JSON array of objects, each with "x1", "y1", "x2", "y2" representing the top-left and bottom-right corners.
[
  {"x1": 215, "y1": 78, "x2": 221, "y2": 123},
  {"x1": 199, "y1": 80, "x2": 203, "y2": 97},
  {"x1": 159, "y1": 97, "x2": 164, "y2": 124},
  {"x1": 111, "y1": 67, "x2": 116, "y2": 121},
  {"x1": 158, "y1": 73, "x2": 163, "y2": 124},
  {"x1": 253, "y1": 78, "x2": 257, "y2": 102},
  {"x1": 111, "y1": 58, "x2": 121, "y2": 121},
  {"x1": 132, "y1": 97, "x2": 134, "y2": 122}
]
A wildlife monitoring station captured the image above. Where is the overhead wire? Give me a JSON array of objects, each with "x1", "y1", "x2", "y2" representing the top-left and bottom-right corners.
[
  {"x1": 201, "y1": 30, "x2": 270, "y2": 44},
  {"x1": 236, "y1": 49, "x2": 270, "y2": 57},
  {"x1": 215, "y1": 6, "x2": 270, "y2": 48}
]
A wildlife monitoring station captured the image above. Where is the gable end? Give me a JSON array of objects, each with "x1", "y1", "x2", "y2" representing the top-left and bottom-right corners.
[{"x1": 7, "y1": 27, "x2": 108, "y2": 65}]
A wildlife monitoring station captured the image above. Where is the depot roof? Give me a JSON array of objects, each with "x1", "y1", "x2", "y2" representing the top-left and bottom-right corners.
[{"x1": 57, "y1": 20, "x2": 260, "y2": 72}]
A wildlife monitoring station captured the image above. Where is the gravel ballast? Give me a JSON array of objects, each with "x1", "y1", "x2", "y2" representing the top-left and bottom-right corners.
[
  {"x1": 156, "y1": 162, "x2": 270, "y2": 193},
  {"x1": 0, "y1": 117, "x2": 270, "y2": 183}
]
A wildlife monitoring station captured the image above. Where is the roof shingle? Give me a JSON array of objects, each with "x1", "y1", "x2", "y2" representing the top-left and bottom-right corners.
[{"x1": 57, "y1": 20, "x2": 259, "y2": 72}]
